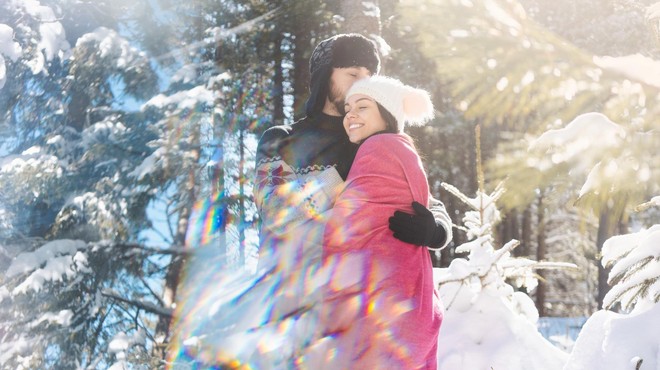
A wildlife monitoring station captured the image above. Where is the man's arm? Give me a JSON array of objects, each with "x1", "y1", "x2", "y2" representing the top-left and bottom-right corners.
[
  {"x1": 254, "y1": 128, "x2": 344, "y2": 236},
  {"x1": 428, "y1": 196, "x2": 453, "y2": 250}
]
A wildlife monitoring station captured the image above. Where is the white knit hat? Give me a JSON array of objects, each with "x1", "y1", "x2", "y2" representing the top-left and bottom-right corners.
[{"x1": 345, "y1": 76, "x2": 434, "y2": 132}]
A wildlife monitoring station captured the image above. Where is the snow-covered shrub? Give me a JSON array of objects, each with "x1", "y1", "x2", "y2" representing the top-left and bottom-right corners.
[
  {"x1": 435, "y1": 183, "x2": 574, "y2": 370},
  {"x1": 565, "y1": 196, "x2": 660, "y2": 370}
]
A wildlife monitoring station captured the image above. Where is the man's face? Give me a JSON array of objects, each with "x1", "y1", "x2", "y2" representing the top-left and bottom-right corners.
[{"x1": 327, "y1": 67, "x2": 371, "y2": 115}]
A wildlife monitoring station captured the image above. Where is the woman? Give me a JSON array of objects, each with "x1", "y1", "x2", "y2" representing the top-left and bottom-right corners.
[{"x1": 322, "y1": 76, "x2": 443, "y2": 369}]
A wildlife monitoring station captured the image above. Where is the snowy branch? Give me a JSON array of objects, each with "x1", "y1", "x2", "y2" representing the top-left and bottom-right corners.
[
  {"x1": 112, "y1": 242, "x2": 188, "y2": 256},
  {"x1": 436, "y1": 239, "x2": 519, "y2": 285},
  {"x1": 634, "y1": 195, "x2": 660, "y2": 212},
  {"x1": 139, "y1": 276, "x2": 166, "y2": 308},
  {"x1": 101, "y1": 290, "x2": 172, "y2": 318}
]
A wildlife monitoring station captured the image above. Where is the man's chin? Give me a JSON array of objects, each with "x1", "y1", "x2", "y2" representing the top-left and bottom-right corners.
[{"x1": 334, "y1": 101, "x2": 346, "y2": 116}]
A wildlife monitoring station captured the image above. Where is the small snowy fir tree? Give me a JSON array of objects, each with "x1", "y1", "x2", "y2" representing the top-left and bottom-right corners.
[
  {"x1": 435, "y1": 181, "x2": 575, "y2": 370},
  {"x1": 565, "y1": 196, "x2": 660, "y2": 370},
  {"x1": 433, "y1": 126, "x2": 575, "y2": 369}
]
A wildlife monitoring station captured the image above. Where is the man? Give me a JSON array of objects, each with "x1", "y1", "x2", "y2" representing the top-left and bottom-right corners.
[
  {"x1": 175, "y1": 33, "x2": 452, "y2": 367},
  {"x1": 254, "y1": 33, "x2": 452, "y2": 263}
]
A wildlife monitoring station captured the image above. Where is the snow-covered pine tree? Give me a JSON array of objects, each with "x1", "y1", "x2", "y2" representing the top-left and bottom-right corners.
[
  {"x1": 0, "y1": 0, "x2": 279, "y2": 366},
  {"x1": 435, "y1": 126, "x2": 575, "y2": 369},
  {"x1": 564, "y1": 196, "x2": 660, "y2": 370},
  {"x1": 0, "y1": 2, "x2": 176, "y2": 368},
  {"x1": 136, "y1": 60, "x2": 225, "y2": 359},
  {"x1": 436, "y1": 180, "x2": 577, "y2": 369},
  {"x1": 601, "y1": 196, "x2": 660, "y2": 312}
]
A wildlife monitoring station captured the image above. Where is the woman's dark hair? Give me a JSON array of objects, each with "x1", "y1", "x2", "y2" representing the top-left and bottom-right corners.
[
  {"x1": 376, "y1": 103, "x2": 398, "y2": 133},
  {"x1": 372, "y1": 102, "x2": 420, "y2": 154}
]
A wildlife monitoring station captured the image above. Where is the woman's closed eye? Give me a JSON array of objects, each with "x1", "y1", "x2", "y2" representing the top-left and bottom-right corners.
[{"x1": 346, "y1": 106, "x2": 366, "y2": 114}]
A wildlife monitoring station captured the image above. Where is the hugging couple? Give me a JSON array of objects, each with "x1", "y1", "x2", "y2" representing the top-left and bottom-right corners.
[{"x1": 253, "y1": 33, "x2": 453, "y2": 369}]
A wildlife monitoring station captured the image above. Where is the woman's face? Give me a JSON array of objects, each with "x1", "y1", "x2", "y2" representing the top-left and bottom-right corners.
[{"x1": 343, "y1": 94, "x2": 388, "y2": 144}]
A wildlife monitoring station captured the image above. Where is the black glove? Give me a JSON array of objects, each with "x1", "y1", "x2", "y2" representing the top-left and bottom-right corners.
[{"x1": 389, "y1": 201, "x2": 447, "y2": 247}]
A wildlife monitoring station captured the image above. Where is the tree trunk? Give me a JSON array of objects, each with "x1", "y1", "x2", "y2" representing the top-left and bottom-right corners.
[
  {"x1": 238, "y1": 127, "x2": 246, "y2": 266},
  {"x1": 535, "y1": 193, "x2": 547, "y2": 316},
  {"x1": 272, "y1": 32, "x2": 285, "y2": 126},
  {"x1": 521, "y1": 206, "x2": 532, "y2": 257},
  {"x1": 596, "y1": 210, "x2": 611, "y2": 310},
  {"x1": 595, "y1": 200, "x2": 626, "y2": 309},
  {"x1": 153, "y1": 122, "x2": 200, "y2": 359},
  {"x1": 154, "y1": 255, "x2": 183, "y2": 357},
  {"x1": 338, "y1": 0, "x2": 381, "y2": 35},
  {"x1": 292, "y1": 30, "x2": 310, "y2": 119},
  {"x1": 66, "y1": 89, "x2": 90, "y2": 132},
  {"x1": 503, "y1": 210, "x2": 520, "y2": 253},
  {"x1": 211, "y1": 111, "x2": 227, "y2": 265}
]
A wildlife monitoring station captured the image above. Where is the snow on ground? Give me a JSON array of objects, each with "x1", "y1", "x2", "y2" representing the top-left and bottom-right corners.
[
  {"x1": 433, "y1": 268, "x2": 569, "y2": 370},
  {"x1": 564, "y1": 302, "x2": 660, "y2": 370}
]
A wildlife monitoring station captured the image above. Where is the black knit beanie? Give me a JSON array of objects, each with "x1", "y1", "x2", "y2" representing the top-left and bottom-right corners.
[{"x1": 305, "y1": 34, "x2": 381, "y2": 117}]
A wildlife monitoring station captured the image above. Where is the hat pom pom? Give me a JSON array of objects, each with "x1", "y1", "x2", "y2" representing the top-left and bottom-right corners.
[{"x1": 402, "y1": 87, "x2": 434, "y2": 126}]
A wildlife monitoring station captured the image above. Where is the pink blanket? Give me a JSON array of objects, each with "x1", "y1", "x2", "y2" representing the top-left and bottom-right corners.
[{"x1": 323, "y1": 133, "x2": 442, "y2": 369}]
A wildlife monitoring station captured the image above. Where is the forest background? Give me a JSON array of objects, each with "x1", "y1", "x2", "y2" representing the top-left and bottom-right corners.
[{"x1": 0, "y1": 0, "x2": 658, "y2": 368}]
